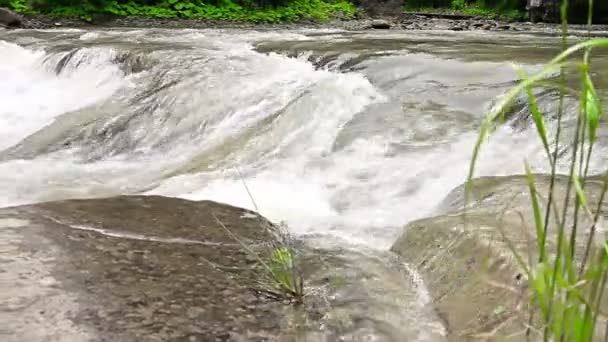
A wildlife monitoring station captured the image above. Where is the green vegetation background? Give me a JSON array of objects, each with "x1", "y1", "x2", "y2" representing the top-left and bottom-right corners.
[
  {"x1": 1, "y1": 0, "x2": 604, "y2": 23},
  {"x1": 0, "y1": 0, "x2": 356, "y2": 22},
  {"x1": 0, "y1": 0, "x2": 536, "y2": 23},
  {"x1": 403, "y1": 0, "x2": 526, "y2": 21}
]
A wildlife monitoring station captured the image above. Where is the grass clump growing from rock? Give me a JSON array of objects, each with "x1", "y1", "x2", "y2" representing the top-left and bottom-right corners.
[
  {"x1": 216, "y1": 215, "x2": 304, "y2": 303},
  {"x1": 214, "y1": 174, "x2": 304, "y2": 304},
  {"x1": 467, "y1": 0, "x2": 608, "y2": 339}
]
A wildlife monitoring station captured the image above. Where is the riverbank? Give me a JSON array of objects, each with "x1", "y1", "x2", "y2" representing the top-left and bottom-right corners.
[{"x1": 10, "y1": 11, "x2": 608, "y2": 37}]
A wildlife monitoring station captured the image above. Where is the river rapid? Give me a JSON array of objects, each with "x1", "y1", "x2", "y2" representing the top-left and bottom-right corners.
[{"x1": 1, "y1": 26, "x2": 607, "y2": 341}]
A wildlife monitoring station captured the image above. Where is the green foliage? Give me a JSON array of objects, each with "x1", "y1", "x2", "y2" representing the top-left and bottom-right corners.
[
  {"x1": 461, "y1": 5, "x2": 524, "y2": 20},
  {"x1": 2, "y1": 0, "x2": 354, "y2": 22},
  {"x1": 403, "y1": 0, "x2": 525, "y2": 21},
  {"x1": 451, "y1": 0, "x2": 466, "y2": 11},
  {"x1": 269, "y1": 247, "x2": 299, "y2": 293},
  {"x1": 0, "y1": 0, "x2": 36, "y2": 13}
]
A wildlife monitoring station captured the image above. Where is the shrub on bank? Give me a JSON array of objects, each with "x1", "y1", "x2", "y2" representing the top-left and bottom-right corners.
[
  {"x1": 403, "y1": 0, "x2": 526, "y2": 20},
  {"x1": 0, "y1": 0, "x2": 355, "y2": 22}
]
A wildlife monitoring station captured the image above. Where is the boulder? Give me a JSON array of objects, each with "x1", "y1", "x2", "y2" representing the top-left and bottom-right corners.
[
  {"x1": 1, "y1": 195, "x2": 447, "y2": 341},
  {"x1": 371, "y1": 19, "x2": 391, "y2": 29},
  {"x1": 1, "y1": 196, "x2": 285, "y2": 341},
  {"x1": 0, "y1": 7, "x2": 22, "y2": 28},
  {"x1": 391, "y1": 175, "x2": 608, "y2": 340}
]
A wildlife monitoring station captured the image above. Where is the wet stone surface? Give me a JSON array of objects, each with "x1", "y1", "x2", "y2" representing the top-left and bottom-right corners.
[
  {"x1": 1, "y1": 196, "x2": 284, "y2": 341},
  {"x1": 391, "y1": 175, "x2": 608, "y2": 340},
  {"x1": 1, "y1": 195, "x2": 447, "y2": 341}
]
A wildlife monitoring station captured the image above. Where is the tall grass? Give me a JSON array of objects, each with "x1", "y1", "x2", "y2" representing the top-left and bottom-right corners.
[{"x1": 467, "y1": 0, "x2": 608, "y2": 339}]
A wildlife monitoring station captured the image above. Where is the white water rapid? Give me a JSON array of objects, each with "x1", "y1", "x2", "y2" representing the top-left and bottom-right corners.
[{"x1": 1, "y1": 28, "x2": 581, "y2": 248}]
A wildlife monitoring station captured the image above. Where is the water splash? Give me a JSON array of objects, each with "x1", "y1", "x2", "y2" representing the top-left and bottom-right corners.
[
  {"x1": 0, "y1": 41, "x2": 127, "y2": 151},
  {"x1": 0, "y1": 28, "x2": 600, "y2": 251}
]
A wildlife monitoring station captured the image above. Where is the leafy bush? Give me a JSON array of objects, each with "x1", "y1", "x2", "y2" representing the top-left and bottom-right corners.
[
  {"x1": 404, "y1": 0, "x2": 525, "y2": 20},
  {"x1": 2, "y1": 0, "x2": 353, "y2": 22},
  {"x1": 451, "y1": 0, "x2": 466, "y2": 11},
  {"x1": 1, "y1": 0, "x2": 36, "y2": 13}
]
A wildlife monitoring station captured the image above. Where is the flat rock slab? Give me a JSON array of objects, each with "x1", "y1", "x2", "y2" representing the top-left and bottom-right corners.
[
  {"x1": 0, "y1": 196, "x2": 284, "y2": 341},
  {"x1": 1, "y1": 195, "x2": 448, "y2": 341}
]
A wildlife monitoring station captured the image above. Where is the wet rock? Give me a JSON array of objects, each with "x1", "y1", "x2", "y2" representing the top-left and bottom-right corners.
[
  {"x1": 391, "y1": 175, "x2": 608, "y2": 340},
  {"x1": 0, "y1": 8, "x2": 22, "y2": 28},
  {"x1": 0, "y1": 196, "x2": 286, "y2": 340},
  {"x1": 370, "y1": 19, "x2": 391, "y2": 29},
  {"x1": 2, "y1": 195, "x2": 447, "y2": 341},
  {"x1": 403, "y1": 23, "x2": 420, "y2": 30}
]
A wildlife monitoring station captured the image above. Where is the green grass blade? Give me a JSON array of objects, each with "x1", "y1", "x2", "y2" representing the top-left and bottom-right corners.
[
  {"x1": 524, "y1": 162, "x2": 547, "y2": 262},
  {"x1": 517, "y1": 68, "x2": 551, "y2": 157},
  {"x1": 466, "y1": 116, "x2": 491, "y2": 192},
  {"x1": 582, "y1": 71, "x2": 603, "y2": 144},
  {"x1": 572, "y1": 172, "x2": 589, "y2": 211},
  {"x1": 532, "y1": 262, "x2": 550, "y2": 318}
]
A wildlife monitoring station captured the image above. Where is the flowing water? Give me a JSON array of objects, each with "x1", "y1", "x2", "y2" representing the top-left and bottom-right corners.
[{"x1": 1, "y1": 27, "x2": 607, "y2": 340}]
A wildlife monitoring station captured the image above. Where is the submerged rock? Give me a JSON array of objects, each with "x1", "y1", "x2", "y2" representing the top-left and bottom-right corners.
[
  {"x1": 1, "y1": 195, "x2": 446, "y2": 341},
  {"x1": 391, "y1": 175, "x2": 608, "y2": 340}
]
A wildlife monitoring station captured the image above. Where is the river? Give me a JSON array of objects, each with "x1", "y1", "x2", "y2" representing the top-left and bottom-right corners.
[{"x1": 1, "y1": 27, "x2": 607, "y2": 340}]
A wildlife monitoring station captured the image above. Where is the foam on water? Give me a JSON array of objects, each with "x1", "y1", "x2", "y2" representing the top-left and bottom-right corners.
[
  {"x1": 0, "y1": 29, "x2": 561, "y2": 250},
  {"x1": 0, "y1": 41, "x2": 127, "y2": 151},
  {"x1": 158, "y1": 124, "x2": 542, "y2": 248}
]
